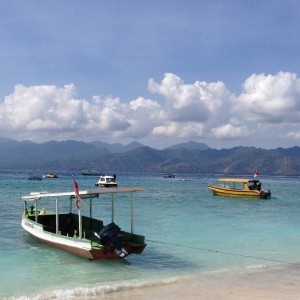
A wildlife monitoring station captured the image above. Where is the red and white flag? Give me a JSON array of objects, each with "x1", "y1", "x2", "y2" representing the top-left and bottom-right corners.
[
  {"x1": 73, "y1": 179, "x2": 82, "y2": 209},
  {"x1": 254, "y1": 171, "x2": 260, "y2": 178}
]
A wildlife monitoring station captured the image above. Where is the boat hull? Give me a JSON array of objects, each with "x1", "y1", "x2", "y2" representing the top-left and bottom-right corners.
[
  {"x1": 81, "y1": 172, "x2": 103, "y2": 176},
  {"x1": 95, "y1": 183, "x2": 118, "y2": 188},
  {"x1": 46, "y1": 174, "x2": 58, "y2": 178},
  {"x1": 32, "y1": 234, "x2": 95, "y2": 259},
  {"x1": 22, "y1": 216, "x2": 146, "y2": 260},
  {"x1": 208, "y1": 185, "x2": 271, "y2": 199}
]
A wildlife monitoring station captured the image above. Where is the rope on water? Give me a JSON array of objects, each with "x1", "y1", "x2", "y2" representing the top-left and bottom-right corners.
[{"x1": 146, "y1": 239, "x2": 294, "y2": 265}]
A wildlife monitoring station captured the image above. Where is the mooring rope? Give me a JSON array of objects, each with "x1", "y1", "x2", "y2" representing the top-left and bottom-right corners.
[{"x1": 146, "y1": 239, "x2": 294, "y2": 265}]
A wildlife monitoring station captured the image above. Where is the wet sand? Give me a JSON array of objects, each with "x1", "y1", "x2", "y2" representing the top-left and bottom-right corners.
[{"x1": 82, "y1": 264, "x2": 300, "y2": 300}]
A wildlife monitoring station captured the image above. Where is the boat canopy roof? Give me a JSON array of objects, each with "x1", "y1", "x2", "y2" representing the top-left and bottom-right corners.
[
  {"x1": 22, "y1": 187, "x2": 144, "y2": 202},
  {"x1": 218, "y1": 178, "x2": 260, "y2": 183}
]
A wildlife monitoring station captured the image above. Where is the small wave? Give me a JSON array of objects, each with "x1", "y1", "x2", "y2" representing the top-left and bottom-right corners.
[
  {"x1": 0, "y1": 237, "x2": 25, "y2": 247},
  {"x1": 6, "y1": 277, "x2": 180, "y2": 300},
  {"x1": 247, "y1": 264, "x2": 267, "y2": 270}
]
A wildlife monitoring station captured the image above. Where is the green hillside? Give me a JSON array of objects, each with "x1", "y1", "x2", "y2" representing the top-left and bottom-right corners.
[{"x1": 1, "y1": 138, "x2": 300, "y2": 175}]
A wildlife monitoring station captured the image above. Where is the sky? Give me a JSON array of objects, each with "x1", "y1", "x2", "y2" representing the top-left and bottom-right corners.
[{"x1": 0, "y1": 1, "x2": 300, "y2": 149}]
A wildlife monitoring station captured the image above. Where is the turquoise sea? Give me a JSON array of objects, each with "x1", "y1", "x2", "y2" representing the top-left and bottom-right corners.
[{"x1": 1, "y1": 172, "x2": 300, "y2": 299}]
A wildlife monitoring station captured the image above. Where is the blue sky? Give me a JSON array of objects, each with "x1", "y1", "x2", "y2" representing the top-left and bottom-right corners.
[{"x1": 0, "y1": 1, "x2": 300, "y2": 149}]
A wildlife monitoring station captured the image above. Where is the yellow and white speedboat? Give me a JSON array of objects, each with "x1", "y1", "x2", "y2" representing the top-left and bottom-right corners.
[{"x1": 208, "y1": 178, "x2": 271, "y2": 199}]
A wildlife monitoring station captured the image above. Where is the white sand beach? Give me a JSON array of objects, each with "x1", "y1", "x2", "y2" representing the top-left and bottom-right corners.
[{"x1": 81, "y1": 264, "x2": 300, "y2": 300}]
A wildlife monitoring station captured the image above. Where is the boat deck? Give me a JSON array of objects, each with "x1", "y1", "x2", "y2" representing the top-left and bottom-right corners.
[{"x1": 25, "y1": 212, "x2": 145, "y2": 248}]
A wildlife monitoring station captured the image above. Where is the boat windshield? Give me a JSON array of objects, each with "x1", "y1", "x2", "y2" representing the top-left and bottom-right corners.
[{"x1": 248, "y1": 180, "x2": 261, "y2": 191}]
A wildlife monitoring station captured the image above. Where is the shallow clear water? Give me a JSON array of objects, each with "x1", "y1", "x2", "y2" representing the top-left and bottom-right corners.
[{"x1": 1, "y1": 172, "x2": 300, "y2": 299}]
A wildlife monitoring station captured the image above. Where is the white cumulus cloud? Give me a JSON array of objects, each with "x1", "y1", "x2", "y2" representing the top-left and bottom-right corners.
[
  {"x1": 0, "y1": 84, "x2": 163, "y2": 142},
  {"x1": 211, "y1": 123, "x2": 250, "y2": 139},
  {"x1": 148, "y1": 73, "x2": 234, "y2": 139},
  {"x1": 0, "y1": 84, "x2": 86, "y2": 136},
  {"x1": 148, "y1": 73, "x2": 232, "y2": 124},
  {"x1": 235, "y1": 72, "x2": 300, "y2": 123},
  {"x1": 287, "y1": 131, "x2": 300, "y2": 140},
  {"x1": 1, "y1": 71, "x2": 300, "y2": 148}
]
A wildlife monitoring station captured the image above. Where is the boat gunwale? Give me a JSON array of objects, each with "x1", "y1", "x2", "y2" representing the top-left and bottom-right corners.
[
  {"x1": 208, "y1": 185, "x2": 261, "y2": 195},
  {"x1": 22, "y1": 214, "x2": 92, "y2": 242},
  {"x1": 22, "y1": 213, "x2": 146, "y2": 257},
  {"x1": 21, "y1": 215, "x2": 93, "y2": 250}
]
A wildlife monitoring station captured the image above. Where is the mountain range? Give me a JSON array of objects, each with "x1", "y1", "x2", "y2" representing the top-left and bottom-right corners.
[{"x1": 1, "y1": 137, "x2": 300, "y2": 175}]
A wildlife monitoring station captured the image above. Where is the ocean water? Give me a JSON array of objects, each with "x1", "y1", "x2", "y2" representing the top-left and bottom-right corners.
[{"x1": 1, "y1": 172, "x2": 300, "y2": 299}]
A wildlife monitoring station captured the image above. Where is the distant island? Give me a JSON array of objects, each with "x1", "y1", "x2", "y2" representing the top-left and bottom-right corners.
[{"x1": 0, "y1": 137, "x2": 300, "y2": 175}]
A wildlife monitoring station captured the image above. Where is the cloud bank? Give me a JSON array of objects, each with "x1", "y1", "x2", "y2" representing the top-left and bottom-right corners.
[{"x1": 1, "y1": 71, "x2": 300, "y2": 148}]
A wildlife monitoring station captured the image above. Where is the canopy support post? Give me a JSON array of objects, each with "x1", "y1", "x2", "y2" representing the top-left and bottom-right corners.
[
  {"x1": 90, "y1": 197, "x2": 92, "y2": 218},
  {"x1": 131, "y1": 192, "x2": 134, "y2": 234},
  {"x1": 35, "y1": 200, "x2": 38, "y2": 222},
  {"x1": 55, "y1": 198, "x2": 59, "y2": 234},
  {"x1": 111, "y1": 193, "x2": 115, "y2": 223},
  {"x1": 78, "y1": 209, "x2": 82, "y2": 239},
  {"x1": 69, "y1": 197, "x2": 72, "y2": 213}
]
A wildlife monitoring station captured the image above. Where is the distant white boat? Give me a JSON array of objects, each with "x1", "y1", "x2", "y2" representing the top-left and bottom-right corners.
[{"x1": 95, "y1": 175, "x2": 117, "y2": 188}]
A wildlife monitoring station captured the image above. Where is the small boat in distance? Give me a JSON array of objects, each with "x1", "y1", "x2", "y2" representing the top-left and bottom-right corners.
[
  {"x1": 164, "y1": 173, "x2": 176, "y2": 178},
  {"x1": 21, "y1": 186, "x2": 146, "y2": 260},
  {"x1": 81, "y1": 170, "x2": 104, "y2": 176},
  {"x1": 46, "y1": 173, "x2": 58, "y2": 178},
  {"x1": 208, "y1": 178, "x2": 271, "y2": 199},
  {"x1": 28, "y1": 175, "x2": 42, "y2": 180},
  {"x1": 95, "y1": 175, "x2": 117, "y2": 188}
]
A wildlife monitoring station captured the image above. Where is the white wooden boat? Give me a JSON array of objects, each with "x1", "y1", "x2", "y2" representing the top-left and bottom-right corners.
[
  {"x1": 95, "y1": 175, "x2": 117, "y2": 187},
  {"x1": 21, "y1": 186, "x2": 146, "y2": 260}
]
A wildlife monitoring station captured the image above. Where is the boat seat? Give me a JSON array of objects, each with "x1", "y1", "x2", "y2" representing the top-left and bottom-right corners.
[{"x1": 91, "y1": 241, "x2": 102, "y2": 249}]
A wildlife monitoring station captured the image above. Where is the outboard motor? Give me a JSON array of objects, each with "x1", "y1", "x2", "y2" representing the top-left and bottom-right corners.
[{"x1": 94, "y1": 222, "x2": 128, "y2": 257}]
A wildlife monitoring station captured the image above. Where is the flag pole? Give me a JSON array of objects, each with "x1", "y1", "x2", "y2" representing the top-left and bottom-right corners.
[
  {"x1": 78, "y1": 208, "x2": 82, "y2": 239},
  {"x1": 73, "y1": 177, "x2": 83, "y2": 239}
]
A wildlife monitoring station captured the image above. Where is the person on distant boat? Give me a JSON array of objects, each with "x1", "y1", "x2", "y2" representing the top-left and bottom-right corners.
[
  {"x1": 257, "y1": 182, "x2": 261, "y2": 191},
  {"x1": 113, "y1": 174, "x2": 116, "y2": 181},
  {"x1": 39, "y1": 208, "x2": 46, "y2": 215},
  {"x1": 249, "y1": 181, "x2": 258, "y2": 190}
]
